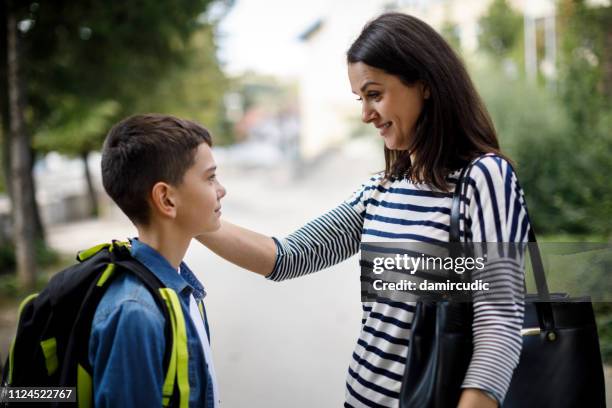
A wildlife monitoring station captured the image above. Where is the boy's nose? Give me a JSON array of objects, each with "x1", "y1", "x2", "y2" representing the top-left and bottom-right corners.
[{"x1": 217, "y1": 184, "x2": 227, "y2": 199}]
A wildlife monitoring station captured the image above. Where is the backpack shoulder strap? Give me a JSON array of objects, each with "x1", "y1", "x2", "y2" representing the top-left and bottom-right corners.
[
  {"x1": 108, "y1": 243, "x2": 190, "y2": 408},
  {"x1": 65, "y1": 241, "x2": 187, "y2": 408}
]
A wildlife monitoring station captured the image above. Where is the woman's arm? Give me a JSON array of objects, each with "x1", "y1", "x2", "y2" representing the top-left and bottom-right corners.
[
  {"x1": 196, "y1": 220, "x2": 277, "y2": 277},
  {"x1": 459, "y1": 155, "x2": 529, "y2": 407},
  {"x1": 196, "y1": 202, "x2": 364, "y2": 280}
]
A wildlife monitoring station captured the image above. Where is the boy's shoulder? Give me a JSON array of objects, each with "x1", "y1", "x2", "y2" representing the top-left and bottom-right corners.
[{"x1": 92, "y1": 271, "x2": 164, "y2": 326}]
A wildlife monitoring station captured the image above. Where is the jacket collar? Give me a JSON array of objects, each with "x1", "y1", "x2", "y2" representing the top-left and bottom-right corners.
[{"x1": 129, "y1": 238, "x2": 206, "y2": 301}]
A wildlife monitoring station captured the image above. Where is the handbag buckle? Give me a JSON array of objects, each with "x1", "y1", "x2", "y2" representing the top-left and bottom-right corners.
[{"x1": 521, "y1": 327, "x2": 541, "y2": 336}]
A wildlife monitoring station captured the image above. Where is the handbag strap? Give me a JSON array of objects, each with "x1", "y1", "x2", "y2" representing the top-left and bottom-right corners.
[
  {"x1": 449, "y1": 165, "x2": 470, "y2": 244},
  {"x1": 449, "y1": 161, "x2": 550, "y2": 300}
]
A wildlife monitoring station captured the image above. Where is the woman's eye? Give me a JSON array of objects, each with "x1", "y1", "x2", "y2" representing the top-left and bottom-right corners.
[{"x1": 355, "y1": 92, "x2": 380, "y2": 102}]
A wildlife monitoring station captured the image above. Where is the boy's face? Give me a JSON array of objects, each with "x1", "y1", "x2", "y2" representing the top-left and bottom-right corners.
[{"x1": 174, "y1": 143, "x2": 226, "y2": 235}]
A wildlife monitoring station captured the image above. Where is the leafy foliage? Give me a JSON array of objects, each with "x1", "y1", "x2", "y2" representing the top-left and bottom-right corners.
[
  {"x1": 10, "y1": 0, "x2": 230, "y2": 157},
  {"x1": 478, "y1": 0, "x2": 523, "y2": 57},
  {"x1": 477, "y1": 0, "x2": 612, "y2": 238},
  {"x1": 134, "y1": 25, "x2": 231, "y2": 144}
]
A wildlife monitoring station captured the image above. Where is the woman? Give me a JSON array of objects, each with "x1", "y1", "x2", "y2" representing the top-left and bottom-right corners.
[{"x1": 198, "y1": 13, "x2": 529, "y2": 408}]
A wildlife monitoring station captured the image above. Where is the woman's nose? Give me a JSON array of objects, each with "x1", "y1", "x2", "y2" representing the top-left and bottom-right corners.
[{"x1": 361, "y1": 104, "x2": 377, "y2": 123}]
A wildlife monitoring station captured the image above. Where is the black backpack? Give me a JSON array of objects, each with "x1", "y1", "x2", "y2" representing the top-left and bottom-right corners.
[{"x1": 1, "y1": 240, "x2": 191, "y2": 407}]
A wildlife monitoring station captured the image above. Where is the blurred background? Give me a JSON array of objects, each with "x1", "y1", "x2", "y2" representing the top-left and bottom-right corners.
[{"x1": 0, "y1": 0, "x2": 610, "y2": 406}]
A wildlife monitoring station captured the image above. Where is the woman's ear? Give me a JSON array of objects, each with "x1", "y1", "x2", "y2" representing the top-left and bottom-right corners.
[
  {"x1": 150, "y1": 182, "x2": 177, "y2": 219},
  {"x1": 420, "y1": 82, "x2": 431, "y2": 100}
]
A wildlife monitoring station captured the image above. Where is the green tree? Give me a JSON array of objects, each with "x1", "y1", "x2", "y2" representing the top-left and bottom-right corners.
[
  {"x1": 440, "y1": 20, "x2": 462, "y2": 53},
  {"x1": 558, "y1": 0, "x2": 610, "y2": 133},
  {"x1": 478, "y1": 0, "x2": 523, "y2": 58},
  {"x1": 5, "y1": 1, "x2": 37, "y2": 288},
  {"x1": 477, "y1": 0, "x2": 611, "y2": 237},
  {"x1": 34, "y1": 99, "x2": 121, "y2": 217},
  {"x1": 0, "y1": 0, "x2": 231, "y2": 288},
  {"x1": 554, "y1": 0, "x2": 612, "y2": 236},
  {"x1": 135, "y1": 24, "x2": 231, "y2": 144}
]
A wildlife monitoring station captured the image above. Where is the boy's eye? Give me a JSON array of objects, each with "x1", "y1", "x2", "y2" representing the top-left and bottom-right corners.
[
  {"x1": 356, "y1": 97, "x2": 363, "y2": 102},
  {"x1": 208, "y1": 174, "x2": 217, "y2": 181}
]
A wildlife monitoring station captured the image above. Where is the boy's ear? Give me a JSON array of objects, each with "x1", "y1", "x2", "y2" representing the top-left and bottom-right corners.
[{"x1": 150, "y1": 182, "x2": 177, "y2": 219}]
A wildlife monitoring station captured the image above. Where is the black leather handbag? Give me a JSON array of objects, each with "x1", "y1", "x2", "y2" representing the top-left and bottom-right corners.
[{"x1": 399, "y1": 165, "x2": 606, "y2": 408}]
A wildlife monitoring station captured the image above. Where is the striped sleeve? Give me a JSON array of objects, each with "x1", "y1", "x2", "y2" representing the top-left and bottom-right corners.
[
  {"x1": 266, "y1": 176, "x2": 380, "y2": 282},
  {"x1": 460, "y1": 155, "x2": 529, "y2": 404},
  {"x1": 266, "y1": 203, "x2": 362, "y2": 281}
]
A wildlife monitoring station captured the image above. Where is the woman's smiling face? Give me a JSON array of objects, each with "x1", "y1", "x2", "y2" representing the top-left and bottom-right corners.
[{"x1": 348, "y1": 62, "x2": 428, "y2": 151}]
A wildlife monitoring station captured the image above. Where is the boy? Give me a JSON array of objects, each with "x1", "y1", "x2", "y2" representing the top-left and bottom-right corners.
[{"x1": 93, "y1": 114, "x2": 225, "y2": 407}]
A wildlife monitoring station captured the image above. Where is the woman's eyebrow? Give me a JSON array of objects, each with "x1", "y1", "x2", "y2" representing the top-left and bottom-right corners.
[{"x1": 360, "y1": 81, "x2": 382, "y2": 92}]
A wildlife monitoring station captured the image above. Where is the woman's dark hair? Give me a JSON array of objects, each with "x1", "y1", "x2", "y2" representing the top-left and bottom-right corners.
[{"x1": 347, "y1": 12, "x2": 508, "y2": 190}]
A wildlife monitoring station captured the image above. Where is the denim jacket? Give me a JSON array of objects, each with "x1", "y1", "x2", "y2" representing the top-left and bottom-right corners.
[{"x1": 88, "y1": 238, "x2": 215, "y2": 407}]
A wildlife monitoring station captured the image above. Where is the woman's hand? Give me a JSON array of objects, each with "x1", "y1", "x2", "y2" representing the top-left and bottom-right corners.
[
  {"x1": 457, "y1": 388, "x2": 498, "y2": 408},
  {"x1": 196, "y1": 220, "x2": 277, "y2": 276}
]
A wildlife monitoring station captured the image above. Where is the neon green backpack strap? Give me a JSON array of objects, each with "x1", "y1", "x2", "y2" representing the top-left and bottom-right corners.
[
  {"x1": 78, "y1": 241, "x2": 129, "y2": 287},
  {"x1": 77, "y1": 364, "x2": 93, "y2": 408},
  {"x1": 76, "y1": 240, "x2": 131, "y2": 262},
  {"x1": 76, "y1": 243, "x2": 111, "y2": 262},
  {"x1": 7, "y1": 293, "x2": 39, "y2": 384},
  {"x1": 159, "y1": 288, "x2": 190, "y2": 408}
]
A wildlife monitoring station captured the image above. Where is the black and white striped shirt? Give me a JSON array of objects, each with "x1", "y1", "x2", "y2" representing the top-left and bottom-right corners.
[{"x1": 268, "y1": 154, "x2": 530, "y2": 407}]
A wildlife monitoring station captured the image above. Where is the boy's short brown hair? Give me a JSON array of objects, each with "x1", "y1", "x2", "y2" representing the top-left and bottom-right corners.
[{"x1": 101, "y1": 114, "x2": 212, "y2": 225}]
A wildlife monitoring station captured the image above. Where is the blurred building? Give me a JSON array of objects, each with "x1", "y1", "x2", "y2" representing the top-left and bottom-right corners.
[
  {"x1": 218, "y1": 74, "x2": 300, "y2": 167},
  {"x1": 296, "y1": 0, "x2": 559, "y2": 160},
  {"x1": 296, "y1": 0, "x2": 390, "y2": 160}
]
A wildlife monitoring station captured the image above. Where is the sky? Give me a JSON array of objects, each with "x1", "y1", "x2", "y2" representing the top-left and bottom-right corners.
[
  {"x1": 216, "y1": 0, "x2": 328, "y2": 78},
  {"x1": 215, "y1": 0, "x2": 612, "y2": 79}
]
